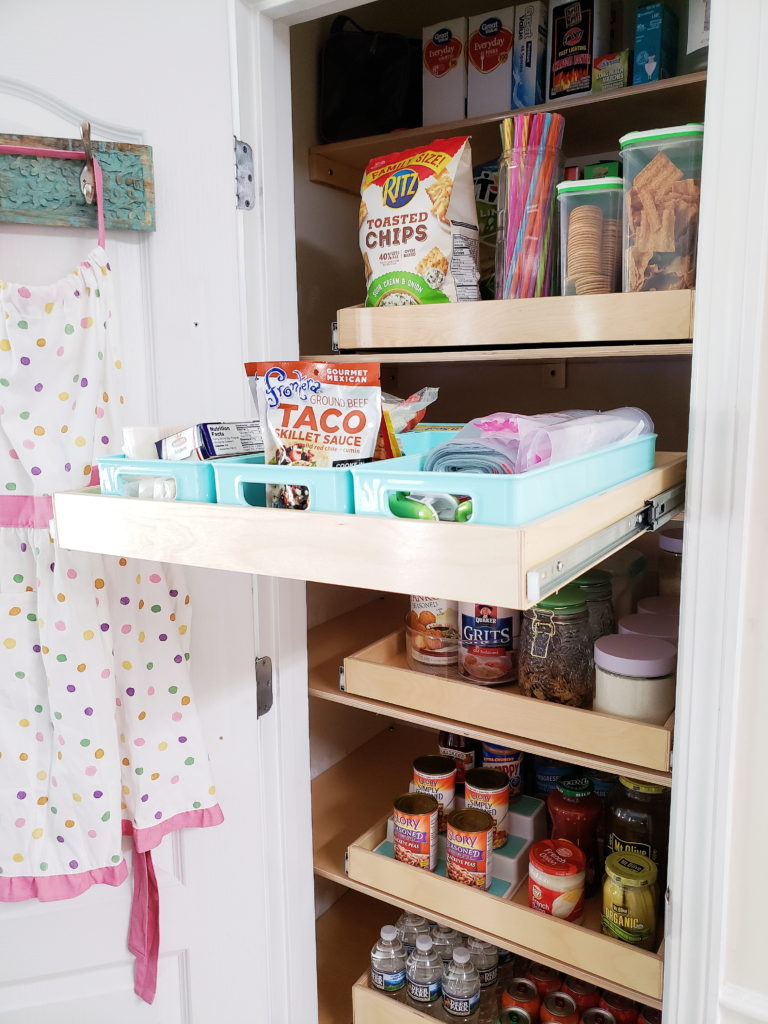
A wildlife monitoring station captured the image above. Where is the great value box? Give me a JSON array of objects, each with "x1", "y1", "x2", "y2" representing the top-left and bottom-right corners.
[
  {"x1": 467, "y1": 7, "x2": 516, "y2": 117},
  {"x1": 422, "y1": 19, "x2": 467, "y2": 125},
  {"x1": 512, "y1": 1, "x2": 548, "y2": 108}
]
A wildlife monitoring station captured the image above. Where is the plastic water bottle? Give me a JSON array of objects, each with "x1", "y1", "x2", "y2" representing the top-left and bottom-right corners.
[
  {"x1": 466, "y1": 937, "x2": 499, "y2": 989},
  {"x1": 406, "y1": 934, "x2": 443, "y2": 1014},
  {"x1": 442, "y1": 946, "x2": 481, "y2": 1019},
  {"x1": 370, "y1": 925, "x2": 406, "y2": 1000},
  {"x1": 431, "y1": 924, "x2": 462, "y2": 966},
  {"x1": 396, "y1": 911, "x2": 430, "y2": 956},
  {"x1": 496, "y1": 944, "x2": 516, "y2": 990}
]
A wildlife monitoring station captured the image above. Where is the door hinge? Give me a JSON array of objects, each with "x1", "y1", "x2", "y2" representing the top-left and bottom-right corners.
[
  {"x1": 235, "y1": 137, "x2": 255, "y2": 210},
  {"x1": 331, "y1": 321, "x2": 339, "y2": 352},
  {"x1": 255, "y1": 655, "x2": 273, "y2": 718}
]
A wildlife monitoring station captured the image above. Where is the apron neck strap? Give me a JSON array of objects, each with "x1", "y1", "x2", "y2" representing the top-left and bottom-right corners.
[{"x1": 0, "y1": 143, "x2": 106, "y2": 249}]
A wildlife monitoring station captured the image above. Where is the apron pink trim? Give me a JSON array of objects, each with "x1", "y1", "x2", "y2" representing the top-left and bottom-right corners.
[
  {"x1": 0, "y1": 860, "x2": 127, "y2": 901},
  {"x1": 122, "y1": 803, "x2": 224, "y2": 852},
  {"x1": 128, "y1": 848, "x2": 159, "y2": 1005},
  {"x1": 0, "y1": 494, "x2": 54, "y2": 529}
]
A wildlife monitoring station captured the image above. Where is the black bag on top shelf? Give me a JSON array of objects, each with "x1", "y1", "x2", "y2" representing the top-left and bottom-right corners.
[{"x1": 318, "y1": 15, "x2": 422, "y2": 143}]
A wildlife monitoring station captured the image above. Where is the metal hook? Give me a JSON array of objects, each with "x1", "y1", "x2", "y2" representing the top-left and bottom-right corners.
[{"x1": 79, "y1": 120, "x2": 95, "y2": 205}]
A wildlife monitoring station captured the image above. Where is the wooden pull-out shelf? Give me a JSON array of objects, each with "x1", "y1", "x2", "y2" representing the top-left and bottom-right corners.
[
  {"x1": 352, "y1": 972, "x2": 434, "y2": 1023},
  {"x1": 344, "y1": 631, "x2": 673, "y2": 779},
  {"x1": 347, "y1": 815, "x2": 664, "y2": 1004},
  {"x1": 53, "y1": 454, "x2": 685, "y2": 610},
  {"x1": 337, "y1": 291, "x2": 694, "y2": 353}
]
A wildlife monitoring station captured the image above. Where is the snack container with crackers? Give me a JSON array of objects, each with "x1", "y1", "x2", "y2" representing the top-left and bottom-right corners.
[
  {"x1": 556, "y1": 178, "x2": 623, "y2": 295},
  {"x1": 620, "y1": 123, "x2": 704, "y2": 292}
]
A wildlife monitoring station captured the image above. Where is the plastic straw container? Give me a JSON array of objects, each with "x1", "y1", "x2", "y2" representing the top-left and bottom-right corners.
[
  {"x1": 556, "y1": 178, "x2": 623, "y2": 295},
  {"x1": 496, "y1": 113, "x2": 565, "y2": 300},
  {"x1": 621, "y1": 124, "x2": 704, "y2": 292}
]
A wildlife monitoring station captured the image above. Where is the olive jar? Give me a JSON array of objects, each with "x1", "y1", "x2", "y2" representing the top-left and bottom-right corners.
[{"x1": 518, "y1": 586, "x2": 593, "y2": 708}]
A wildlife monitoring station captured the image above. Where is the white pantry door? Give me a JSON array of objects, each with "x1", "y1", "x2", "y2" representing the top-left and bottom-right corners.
[{"x1": 0, "y1": 2, "x2": 295, "y2": 1021}]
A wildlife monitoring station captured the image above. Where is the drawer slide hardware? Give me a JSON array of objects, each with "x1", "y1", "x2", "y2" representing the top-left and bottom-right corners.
[{"x1": 526, "y1": 482, "x2": 685, "y2": 603}]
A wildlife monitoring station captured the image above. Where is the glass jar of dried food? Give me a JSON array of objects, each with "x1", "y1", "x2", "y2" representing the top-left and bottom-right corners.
[
  {"x1": 518, "y1": 587, "x2": 593, "y2": 707},
  {"x1": 573, "y1": 568, "x2": 617, "y2": 642}
]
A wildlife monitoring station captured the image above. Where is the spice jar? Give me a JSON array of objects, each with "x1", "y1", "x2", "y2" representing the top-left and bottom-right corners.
[
  {"x1": 593, "y1": 635, "x2": 677, "y2": 724},
  {"x1": 528, "y1": 839, "x2": 586, "y2": 924},
  {"x1": 518, "y1": 587, "x2": 593, "y2": 708},
  {"x1": 574, "y1": 568, "x2": 617, "y2": 642},
  {"x1": 607, "y1": 777, "x2": 669, "y2": 887},
  {"x1": 602, "y1": 851, "x2": 658, "y2": 949},
  {"x1": 547, "y1": 776, "x2": 603, "y2": 894},
  {"x1": 618, "y1": 612, "x2": 679, "y2": 647},
  {"x1": 657, "y1": 526, "x2": 684, "y2": 598}
]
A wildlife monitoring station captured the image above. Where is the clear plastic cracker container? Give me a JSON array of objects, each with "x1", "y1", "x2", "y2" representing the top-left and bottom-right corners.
[
  {"x1": 556, "y1": 178, "x2": 623, "y2": 295},
  {"x1": 621, "y1": 123, "x2": 704, "y2": 291}
]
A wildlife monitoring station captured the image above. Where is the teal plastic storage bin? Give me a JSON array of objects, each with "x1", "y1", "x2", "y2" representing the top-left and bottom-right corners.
[
  {"x1": 395, "y1": 424, "x2": 463, "y2": 455},
  {"x1": 98, "y1": 453, "x2": 259, "y2": 503},
  {"x1": 351, "y1": 434, "x2": 657, "y2": 527},
  {"x1": 212, "y1": 458, "x2": 354, "y2": 513}
]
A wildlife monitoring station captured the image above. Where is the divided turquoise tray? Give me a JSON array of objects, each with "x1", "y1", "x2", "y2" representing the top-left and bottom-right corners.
[
  {"x1": 212, "y1": 457, "x2": 355, "y2": 513},
  {"x1": 98, "y1": 453, "x2": 260, "y2": 503}
]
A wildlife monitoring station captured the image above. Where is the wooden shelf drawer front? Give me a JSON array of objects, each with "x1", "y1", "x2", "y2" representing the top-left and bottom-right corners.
[
  {"x1": 352, "y1": 972, "x2": 434, "y2": 1022},
  {"x1": 347, "y1": 817, "x2": 664, "y2": 1003},
  {"x1": 344, "y1": 632, "x2": 673, "y2": 775},
  {"x1": 337, "y1": 291, "x2": 694, "y2": 352}
]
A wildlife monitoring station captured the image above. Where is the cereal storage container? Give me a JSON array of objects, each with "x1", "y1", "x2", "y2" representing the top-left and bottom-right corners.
[
  {"x1": 556, "y1": 178, "x2": 623, "y2": 295},
  {"x1": 621, "y1": 123, "x2": 704, "y2": 291}
]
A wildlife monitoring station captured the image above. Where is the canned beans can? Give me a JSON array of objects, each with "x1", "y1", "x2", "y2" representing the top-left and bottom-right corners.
[
  {"x1": 465, "y1": 768, "x2": 510, "y2": 848},
  {"x1": 482, "y1": 742, "x2": 525, "y2": 797},
  {"x1": 413, "y1": 755, "x2": 456, "y2": 832},
  {"x1": 599, "y1": 993, "x2": 639, "y2": 1024},
  {"x1": 562, "y1": 976, "x2": 600, "y2": 1012},
  {"x1": 446, "y1": 808, "x2": 494, "y2": 889},
  {"x1": 393, "y1": 793, "x2": 438, "y2": 871},
  {"x1": 459, "y1": 603, "x2": 521, "y2": 684},
  {"x1": 581, "y1": 1011, "x2": 618, "y2": 1024},
  {"x1": 541, "y1": 991, "x2": 579, "y2": 1023},
  {"x1": 638, "y1": 1008, "x2": 662, "y2": 1024},
  {"x1": 502, "y1": 977, "x2": 541, "y2": 1017}
]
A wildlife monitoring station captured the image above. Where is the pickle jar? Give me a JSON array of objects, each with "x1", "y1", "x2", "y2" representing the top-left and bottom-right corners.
[
  {"x1": 601, "y1": 851, "x2": 658, "y2": 949},
  {"x1": 518, "y1": 586, "x2": 593, "y2": 708},
  {"x1": 606, "y1": 777, "x2": 670, "y2": 887},
  {"x1": 573, "y1": 568, "x2": 617, "y2": 643}
]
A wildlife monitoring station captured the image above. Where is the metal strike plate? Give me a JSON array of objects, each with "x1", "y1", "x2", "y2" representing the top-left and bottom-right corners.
[
  {"x1": 235, "y1": 138, "x2": 255, "y2": 210},
  {"x1": 331, "y1": 321, "x2": 339, "y2": 352},
  {"x1": 255, "y1": 655, "x2": 273, "y2": 718},
  {"x1": 338, "y1": 664, "x2": 346, "y2": 691}
]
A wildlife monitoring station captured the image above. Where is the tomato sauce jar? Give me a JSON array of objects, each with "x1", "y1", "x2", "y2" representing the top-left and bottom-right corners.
[
  {"x1": 599, "y1": 992, "x2": 638, "y2": 1023},
  {"x1": 541, "y1": 991, "x2": 580, "y2": 1023},
  {"x1": 502, "y1": 976, "x2": 541, "y2": 1018},
  {"x1": 547, "y1": 776, "x2": 603, "y2": 894},
  {"x1": 562, "y1": 976, "x2": 600, "y2": 1013}
]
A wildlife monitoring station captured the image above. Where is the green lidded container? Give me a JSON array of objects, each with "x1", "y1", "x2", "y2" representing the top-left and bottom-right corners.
[
  {"x1": 518, "y1": 586, "x2": 593, "y2": 708},
  {"x1": 574, "y1": 567, "x2": 617, "y2": 643},
  {"x1": 556, "y1": 177, "x2": 623, "y2": 297}
]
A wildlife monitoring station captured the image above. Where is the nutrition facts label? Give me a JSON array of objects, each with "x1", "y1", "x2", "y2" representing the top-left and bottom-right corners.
[{"x1": 451, "y1": 234, "x2": 481, "y2": 300}]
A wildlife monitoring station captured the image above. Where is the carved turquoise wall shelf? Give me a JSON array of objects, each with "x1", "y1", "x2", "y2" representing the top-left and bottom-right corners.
[{"x1": 0, "y1": 133, "x2": 155, "y2": 232}]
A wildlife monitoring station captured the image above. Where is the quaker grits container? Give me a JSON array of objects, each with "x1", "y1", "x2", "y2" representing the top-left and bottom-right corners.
[
  {"x1": 413, "y1": 754, "x2": 457, "y2": 831},
  {"x1": 465, "y1": 767, "x2": 510, "y2": 849},
  {"x1": 621, "y1": 123, "x2": 704, "y2": 291},
  {"x1": 556, "y1": 178, "x2": 623, "y2": 295},
  {"x1": 393, "y1": 792, "x2": 438, "y2": 871},
  {"x1": 446, "y1": 808, "x2": 494, "y2": 890}
]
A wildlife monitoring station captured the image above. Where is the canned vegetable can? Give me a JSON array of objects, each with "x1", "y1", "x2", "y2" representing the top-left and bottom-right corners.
[
  {"x1": 465, "y1": 767, "x2": 510, "y2": 848},
  {"x1": 413, "y1": 754, "x2": 457, "y2": 832},
  {"x1": 393, "y1": 792, "x2": 438, "y2": 871},
  {"x1": 446, "y1": 808, "x2": 494, "y2": 889}
]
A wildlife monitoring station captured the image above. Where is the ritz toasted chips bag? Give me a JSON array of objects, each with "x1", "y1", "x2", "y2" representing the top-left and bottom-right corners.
[
  {"x1": 359, "y1": 136, "x2": 480, "y2": 306},
  {"x1": 245, "y1": 361, "x2": 381, "y2": 510}
]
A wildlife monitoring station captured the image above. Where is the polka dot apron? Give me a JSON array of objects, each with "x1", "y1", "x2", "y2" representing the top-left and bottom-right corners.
[{"x1": 0, "y1": 146, "x2": 222, "y2": 1003}]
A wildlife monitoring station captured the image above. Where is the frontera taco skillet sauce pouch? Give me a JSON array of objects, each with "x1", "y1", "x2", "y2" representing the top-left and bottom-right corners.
[
  {"x1": 245, "y1": 361, "x2": 381, "y2": 510},
  {"x1": 359, "y1": 136, "x2": 480, "y2": 307}
]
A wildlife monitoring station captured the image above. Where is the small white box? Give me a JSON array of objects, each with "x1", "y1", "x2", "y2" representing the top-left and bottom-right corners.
[
  {"x1": 512, "y1": 2, "x2": 548, "y2": 108},
  {"x1": 467, "y1": 7, "x2": 517, "y2": 118},
  {"x1": 422, "y1": 19, "x2": 467, "y2": 125}
]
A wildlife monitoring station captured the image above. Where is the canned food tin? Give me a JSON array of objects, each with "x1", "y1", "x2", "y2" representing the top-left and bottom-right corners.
[
  {"x1": 502, "y1": 977, "x2": 541, "y2": 1017},
  {"x1": 562, "y1": 976, "x2": 600, "y2": 1012},
  {"x1": 407, "y1": 596, "x2": 459, "y2": 670},
  {"x1": 599, "y1": 992, "x2": 639, "y2": 1024},
  {"x1": 393, "y1": 793, "x2": 438, "y2": 871},
  {"x1": 501, "y1": 1010, "x2": 533, "y2": 1024},
  {"x1": 541, "y1": 991, "x2": 579, "y2": 1023},
  {"x1": 525, "y1": 962, "x2": 562, "y2": 997},
  {"x1": 581, "y1": 1011, "x2": 618, "y2": 1024},
  {"x1": 638, "y1": 1008, "x2": 662, "y2": 1024},
  {"x1": 413, "y1": 755, "x2": 457, "y2": 832},
  {"x1": 482, "y1": 742, "x2": 524, "y2": 797},
  {"x1": 459, "y1": 603, "x2": 521, "y2": 684},
  {"x1": 465, "y1": 768, "x2": 510, "y2": 849},
  {"x1": 446, "y1": 808, "x2": 494, "y2": 889}
]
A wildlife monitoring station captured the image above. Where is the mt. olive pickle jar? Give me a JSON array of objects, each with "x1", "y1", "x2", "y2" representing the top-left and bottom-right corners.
[
  {"x1": 573, "y1": 568, "x2": 617, "y2": 642},
  {"x1": 518, "y1": 586, "x2": 593, "y2": 708},
  {"x1": 606, "y1": 776, "x2": 670, "y2": 891}
]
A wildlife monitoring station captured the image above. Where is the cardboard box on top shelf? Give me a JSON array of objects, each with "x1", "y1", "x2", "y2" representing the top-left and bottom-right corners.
[
  {"x1": 423, "y1": 19, "x2": 468, "y2": 126},
  {"x1": 633, "y1": 2, "x2": 678, "y2": 84},
  {"x1": 512, "y1": 2, "x2": 548, "y2": 108},
  {"x1": 548, "y1": 0, "x2": 611, "y2": 100},
  {"x1": 593, "y1": 49, "x2": 631, "y2": 92},
  {"x1": 467, "y1": 7, "x2": 516, "y2": 117}
]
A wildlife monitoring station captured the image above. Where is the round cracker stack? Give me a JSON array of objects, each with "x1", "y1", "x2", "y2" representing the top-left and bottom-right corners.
[
  {"x1": 601, "y1": 217, "x2": 620, "y2": 288},
  {"x1": 566, "y1": 205, "x2": 610, "y2": 293}
]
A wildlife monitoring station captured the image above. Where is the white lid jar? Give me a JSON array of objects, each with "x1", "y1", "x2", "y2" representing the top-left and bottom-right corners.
[
  {"x1": 593, "y1": 634, "x2": 677, "y2": 724},
  {"x1": 658, "y1": 525, "x2": 684, "y2": 598},
  {"x1": 618, "y1": 612, "x2": 679, "y2": 647}
]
